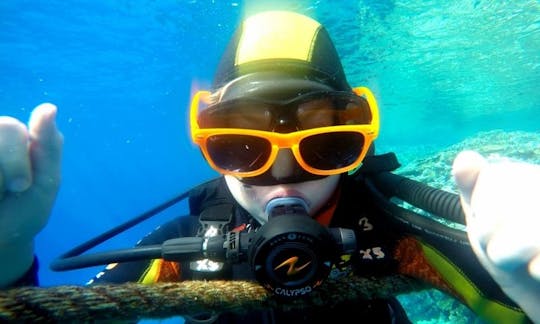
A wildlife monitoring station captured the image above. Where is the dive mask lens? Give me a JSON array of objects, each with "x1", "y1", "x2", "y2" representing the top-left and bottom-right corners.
[{"x1": 198, "y1": 91, "x2": 371, "y2": 131}]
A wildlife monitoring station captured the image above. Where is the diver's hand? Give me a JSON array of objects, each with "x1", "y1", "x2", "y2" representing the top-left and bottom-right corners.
[
  {"x1": 453, "y1": 150, "x2": 540, "y2": 322},
  {"x1": 0, "y1": 103, "x2": 63, "y2": 287}
]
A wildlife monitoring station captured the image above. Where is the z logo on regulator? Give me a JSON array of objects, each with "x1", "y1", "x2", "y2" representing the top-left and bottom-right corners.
[{"x1": 274, "y1": 256, "x2": 311, "y2": 276}]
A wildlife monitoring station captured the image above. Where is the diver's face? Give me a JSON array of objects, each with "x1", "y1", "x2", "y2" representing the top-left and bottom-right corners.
[
  {"x1": 212, "y1": 85, "x2": 355, "y2": 223},
  {"x1": 224, "y1": 148, "x2": 341, "y2": 225}
]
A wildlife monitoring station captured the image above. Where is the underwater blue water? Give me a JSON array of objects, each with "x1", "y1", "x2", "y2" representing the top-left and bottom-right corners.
[{"x1": 1, "y1": 0, "x2": 539, "y2": 322}]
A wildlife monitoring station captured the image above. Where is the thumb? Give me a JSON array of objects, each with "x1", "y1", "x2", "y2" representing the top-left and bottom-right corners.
[
  {"x1": 452, "y1": 150, "x2": 491, "y2": 253},
  {"x1": 28, "y1": 103, "x2": 63, "y2": 189},
  {"x1": 452, "y1": 150, "x2": 487, "y2": 206}
]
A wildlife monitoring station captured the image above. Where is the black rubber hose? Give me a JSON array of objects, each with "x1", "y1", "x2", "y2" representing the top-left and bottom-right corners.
[
  {"x1": 57, "y1": 190, "x2": 191, "y2": 260},
  {"x1": 365, "y1": 177, "x2": 469, "y2": 245},
  {"x1": 50, "y1": 183, "x2": 200, "y2": 272},
  {"x1": 369, "y1": 172, "x2": 466, "y2": 225},
  {"x1": 50, "y1": 245, "x2": 163, "y2": 271}
]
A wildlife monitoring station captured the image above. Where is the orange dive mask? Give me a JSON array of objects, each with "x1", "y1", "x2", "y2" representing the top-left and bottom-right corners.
[{"x1": 190, "y1": 87, "x2": 380, "y2": 177}]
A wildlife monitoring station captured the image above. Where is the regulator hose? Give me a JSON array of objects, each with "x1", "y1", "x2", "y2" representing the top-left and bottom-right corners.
[
  {"x1": 365, "y1": 172, "x2": 469, "y2": 245},
  {"x1": 369, "y1": 172, "x2": 465, "y2": 225}
]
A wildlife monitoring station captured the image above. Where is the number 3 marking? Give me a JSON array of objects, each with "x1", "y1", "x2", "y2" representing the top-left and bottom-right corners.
[{"x1": 358, "y1": 217, "x2": 374, "y2": 231}]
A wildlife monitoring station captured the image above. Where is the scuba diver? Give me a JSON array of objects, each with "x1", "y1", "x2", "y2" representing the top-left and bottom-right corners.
[{"x1": 1, "y1": 10, "x2": 539, "y2": 324}]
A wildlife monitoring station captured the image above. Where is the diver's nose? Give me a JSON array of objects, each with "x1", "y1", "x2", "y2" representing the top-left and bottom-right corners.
[{"x1": 271, "y1": 149, "x2": 296, "y2": 178}]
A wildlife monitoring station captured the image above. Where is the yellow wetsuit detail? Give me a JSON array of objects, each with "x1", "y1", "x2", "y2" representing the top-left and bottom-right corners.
[
  {"x1": 421, "y1": 242, "x2": 528, "y2": 324},
  {"x1": 139, "y1": 259, "x2": 163, "y2": 284}
]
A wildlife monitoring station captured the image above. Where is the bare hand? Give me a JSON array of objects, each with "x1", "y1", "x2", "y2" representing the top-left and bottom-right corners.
[
  {"x1": 0, "y1": 103, "x2": 63, "y2": 247},
  {"x1": 453, "y1": 150, "x2": 540, "y2": 322}
]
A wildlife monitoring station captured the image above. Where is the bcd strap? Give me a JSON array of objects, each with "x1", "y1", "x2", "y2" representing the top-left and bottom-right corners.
[{"x1": 197, "y1": 203, "x2": 234, "y2": 237}]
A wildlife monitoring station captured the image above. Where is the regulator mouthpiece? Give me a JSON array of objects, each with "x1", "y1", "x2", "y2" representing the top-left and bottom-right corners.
[{"x1": 265, "y1": 197, "x2": 309, "y2": 219}]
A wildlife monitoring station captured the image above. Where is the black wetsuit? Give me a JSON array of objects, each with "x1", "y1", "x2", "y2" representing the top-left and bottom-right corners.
[
  {"x1": 85, "y1": 175, "x2": 528, "y2": 324},
  {"x1": 14, "y1": 173, "x2": 530, "y2": 323}
]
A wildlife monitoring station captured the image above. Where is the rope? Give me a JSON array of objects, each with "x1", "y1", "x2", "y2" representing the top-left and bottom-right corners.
[{"x1": 0, "y1": 275, "x2": 426, "y2": 322}]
